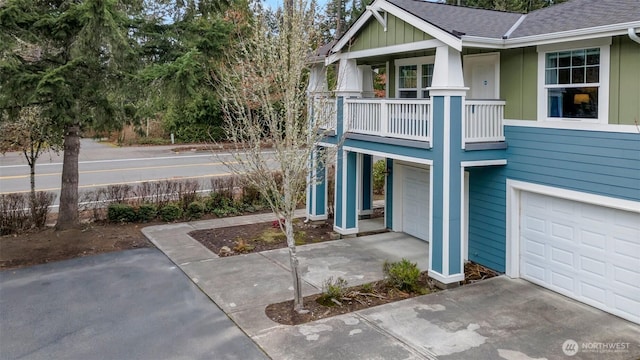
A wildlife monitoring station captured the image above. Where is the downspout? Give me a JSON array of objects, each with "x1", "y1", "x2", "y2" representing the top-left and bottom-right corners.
[{"x1": 629, "y1": 27, "x2": 640, "y2": 44}]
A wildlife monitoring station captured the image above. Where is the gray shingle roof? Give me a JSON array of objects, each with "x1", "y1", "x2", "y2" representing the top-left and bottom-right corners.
[
  {"x1": 387, "y1": 0, "x2": 522, "y2": 38},
  {"x1": 509, "y1": 0, "x2": 640, "y2": 38},
  {"x1": 384, "y1": 0, "x2": 640, "y2": 39}
]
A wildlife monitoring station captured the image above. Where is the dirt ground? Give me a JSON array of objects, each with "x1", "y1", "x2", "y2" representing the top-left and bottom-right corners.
[
  {"x1": 189, "y1": 219, "x2": 338, "y2": 256},
  {"x1": 0, "y1": 222, "x2": 151, "y2": 270}
]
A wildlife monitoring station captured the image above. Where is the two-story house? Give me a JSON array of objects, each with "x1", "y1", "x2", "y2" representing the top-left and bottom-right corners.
[{"x1": 305, "y1": 0, "x2": 640, "y2": 324}]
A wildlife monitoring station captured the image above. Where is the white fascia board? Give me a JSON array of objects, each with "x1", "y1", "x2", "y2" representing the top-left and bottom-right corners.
[
  {"x1": 332, "y1": 0, "x2": 379, "y2": 53},
  {"x1": 503, "y1": 119, "x2": 640, "y2": 134},
  {"x1": 376, "y1": 1, "x2": 462, "y2": 51},
  {"x1": 344, "y1": 39, "x2": 444, "y2": 60},
  {"x1": 462, "y1": 21, "x2": 640, "y2": 49},
  {"x1": 325, "y1": 53, "x2": 342, "y2": 66}
]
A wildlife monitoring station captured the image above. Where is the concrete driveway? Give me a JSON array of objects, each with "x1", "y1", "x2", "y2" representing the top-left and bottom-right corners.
[
  {"x1": 0, "y1": 248, "x2": 268, "y2": 360},
  {"x1": 145, "y1": 213, "x2": 640, "y2": 360}
]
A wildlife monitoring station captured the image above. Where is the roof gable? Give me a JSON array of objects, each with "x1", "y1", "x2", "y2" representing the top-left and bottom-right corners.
[{"x1": 349, "y1": 13, "x2": 433, "y2": 52}]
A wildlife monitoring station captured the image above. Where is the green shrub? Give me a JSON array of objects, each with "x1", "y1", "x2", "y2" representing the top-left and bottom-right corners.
[
  {"x1": 186, "y1": 201, "x2": 205, "y2": 220},
  {"x1": 241, "y1": 184, "x2": 262, "y2": 205},
  {"x1": 373, "y1": 159, "x2": 386, "y2": 195},
  {"x1": 383, "y1": 258, "x2": 421, "y2": 292},
  {"x1": 107, "y1": 203, "x2": 137, "y2": 223},
  {"x1": 159, "y1": 203, "x2": 183, "y2": 222},
  {"x1": 318, "y1": 277, "x2": 349, "y2": 306},
  {"x1": 137, "y1": 203, "x2": 157, "y2": 222}
]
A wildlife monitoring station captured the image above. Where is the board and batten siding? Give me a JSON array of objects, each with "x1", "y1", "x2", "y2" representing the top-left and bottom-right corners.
[
  {"x1": 349, "y1": 14, "x2": 433, "y2": 52},
  {"x1": 499, "y1": 47, "x2": 538, "y2": 121},
  {"x1": 467, "y1": 125, "x2": 640, "y2": 273},
  {"x1": 609, "y1": 36, "x2": 640, "y2": 125}
]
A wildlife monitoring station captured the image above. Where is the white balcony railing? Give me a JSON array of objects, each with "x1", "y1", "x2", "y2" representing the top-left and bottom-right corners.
[
  {"x1": 464, "y1": 100, "x2": 506, "y2": 143},
  {"x1": 314, "y1": 97, "x2": 505, "y2": 145},
  {"x1": 345, "y1": 99, "x2": 431, "y2": 142},
  {"x1": 311, "y1": 97, "x2": 337, "y2": 131}
]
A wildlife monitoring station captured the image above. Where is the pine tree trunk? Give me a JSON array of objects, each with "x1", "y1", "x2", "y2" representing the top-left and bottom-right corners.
[{"x1": 55, "y1": 124, "x2": 80, "y2": 230}]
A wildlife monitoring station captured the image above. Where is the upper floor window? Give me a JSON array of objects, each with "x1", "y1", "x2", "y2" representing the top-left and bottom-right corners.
[
  {"x1": 396, "y1": 56, "x2": 434, "y2": 99},
  {"x1": 537, "y1": 39, "x2": 610, "y2": 124},
  {"x1": 545, "y1": 48, "x2": 600, "y2": 119}
]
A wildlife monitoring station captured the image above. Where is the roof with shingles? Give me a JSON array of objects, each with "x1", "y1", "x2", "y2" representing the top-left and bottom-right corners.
[{"x1": 384, "y1": 0, "x2": 640, "y2": 39}]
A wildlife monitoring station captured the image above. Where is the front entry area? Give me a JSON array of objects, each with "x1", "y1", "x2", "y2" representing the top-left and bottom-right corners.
[{"x1": 512, "y1": 184, "x2": 640, "y2": 324}]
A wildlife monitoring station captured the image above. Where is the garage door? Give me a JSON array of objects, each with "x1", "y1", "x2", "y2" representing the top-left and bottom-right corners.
[
  {"x1": 402, "y1": 166, "x2": 429, "y2": 241},
  {"x1": 520, "y1": 191, "x2": 640, "y2": 324}
]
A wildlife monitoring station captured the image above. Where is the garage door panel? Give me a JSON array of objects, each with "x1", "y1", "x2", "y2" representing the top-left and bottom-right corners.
[
  {"x1": 520, "y1": 191, "x2": 640, "y2": 324},
  {"x1": 401, "y1": 166, "x2": 429, "y2": 241},
  {"x1": 550, "y1": 271, "x2": 575, "y2": 292},
  {"x1": 579, "y1": 256, "x2": 606, "y2": 278}
]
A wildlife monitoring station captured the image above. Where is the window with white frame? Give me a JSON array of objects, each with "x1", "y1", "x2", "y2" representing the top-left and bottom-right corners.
[
  {"x1": 538, "y1": 39, "x2": 610, "y2": 123},
  {"x1": 396, "y1": 56, "x2": 434, "y2": 99}
]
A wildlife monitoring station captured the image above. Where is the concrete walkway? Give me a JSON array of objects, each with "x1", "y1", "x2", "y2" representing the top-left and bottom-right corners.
[{"x1": 143, "y1": 213, "x2": 640, "y2": 360}]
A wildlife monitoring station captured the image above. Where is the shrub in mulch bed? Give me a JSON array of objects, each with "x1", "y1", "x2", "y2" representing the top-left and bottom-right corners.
[{"x1": 265, "y1": 261, "x2": 499, "y2": 325}]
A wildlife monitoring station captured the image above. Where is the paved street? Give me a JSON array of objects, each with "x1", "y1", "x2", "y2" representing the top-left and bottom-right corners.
[
  {"x1": 0, "y1": 248, "x2": 268, "y2": 360},
  {"x1": 0, "y1": 139, "x2": 274, "y2": 205}
]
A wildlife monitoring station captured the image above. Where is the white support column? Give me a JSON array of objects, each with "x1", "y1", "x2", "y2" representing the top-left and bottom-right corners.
[
  {"x1": 431, "y1": 45, "x2": 466, "y2": 90},
  {"x1": 308, "y1": 63, "x2": 329, "y2": 95},
  {"x1": 336, "y1": 58, "x2": 362, "y2": 98},
  {"x1": 359, "y1": 65, "x2": 375, "y2": 98}
]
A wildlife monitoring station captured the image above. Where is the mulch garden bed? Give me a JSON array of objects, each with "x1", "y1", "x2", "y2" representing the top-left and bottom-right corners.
[
  {"x1": 266, "y1": 261, "x2": 499, "y2": 325},
  {"x1": 189, "y1": 219, "x2": 338, "y2": 256}
]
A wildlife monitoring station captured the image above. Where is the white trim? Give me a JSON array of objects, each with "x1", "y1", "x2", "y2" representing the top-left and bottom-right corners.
[
  {"x1": 536, "y1": 38, "x2": 611, "y2": 125},
  {"x1": 385, "y1": 61, "x2": 390, "y2": 98},
  {"x1": 395, "y1": 55, "x2": 436, "y2": 99},
  {"x1": 442, "y1": 95, "x2": 451, "y2": 276},
  {"x1": 376, "y1": 1, "x2": 462, "y2": 51},
  {"x1": 341, "y1": 150, "x2": 348, "y2": 230},
  {"x1": 428, "y1": 164, "x2": 434, "y2": 266},
  {"x1": 333, "y1": 225, "x2": 359, "y2": 235},
  {"x1": 311, "y1": 152, "x2": 317, "y2": 216},
  {"x1": 505, "y1": 179, "x2": 640, "y2": 278},
  {"x1": 367, "y1": 6, "x2": 387, "y2": 32},
  {"x1": 503, "y1": 119, "x2": 640, "y2": 133},
  {"x1": 344, "y1": 39, "x2": 444, "y2": 61},
  {"x1": 332, "y1": 0, "x2": 376, "y2": 53},
  {"x1": 503, "y1": 15, "x2": 526, "y2": 39},
  {"x1": 460, "y1": 159, "x2": 507, "y2": 167},
  {"x1": 461, "y1": 22, "x2": 639, "y2": 49},
  {"x1": 462, "y1": 171, "x2": 469, "y2": 262},
  {"x1": 317, "y1": 141, "x2": 338, "y2": 148},
  {"x1": 429, "y1": 269, "x2": 465, "y2": 284},
  {"x1": 342, "y1": 146, "x2": 433, "y2": 165},
  {"x1": 308, "y1": 214, "x2": 329, "y2": 221}
]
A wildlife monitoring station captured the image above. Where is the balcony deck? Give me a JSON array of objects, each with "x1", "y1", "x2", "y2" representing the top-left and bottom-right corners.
[{"x1": 312, "y1": 97, "x2": 506, "y2": 147}]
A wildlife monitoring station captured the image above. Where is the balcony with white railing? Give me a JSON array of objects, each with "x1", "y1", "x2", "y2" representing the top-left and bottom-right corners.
[
  {"x1": 313, "y1": 97, "x2": 506, "y2": 147},
  {"x1": 346, "y1": 99, "x2": 431, "y2": 142},
  {"x1": 464, "y1": 100, "x2": 506, "y2": 143}
]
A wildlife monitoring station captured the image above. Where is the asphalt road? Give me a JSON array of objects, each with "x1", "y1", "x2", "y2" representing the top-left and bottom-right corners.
[
  {"x1": 0, "y1": 248, "x2": 269, "y2": 360},
  {"x1": 0, "y1": 139, "x2": 266, "y2": 205}
]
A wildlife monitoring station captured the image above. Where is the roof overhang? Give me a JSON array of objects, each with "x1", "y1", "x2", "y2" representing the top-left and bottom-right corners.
[
  {"x1": 462, "y1": 21, "x2": 640, "y2": 49},
  {"x1": 329, "y1": 0, "x2": 462, "y2": 63}
]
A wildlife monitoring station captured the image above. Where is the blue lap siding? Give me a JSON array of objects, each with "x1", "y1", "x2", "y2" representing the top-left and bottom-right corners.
[{"x1": 468, "y1": 125, "x2": 640, "y2": 273}]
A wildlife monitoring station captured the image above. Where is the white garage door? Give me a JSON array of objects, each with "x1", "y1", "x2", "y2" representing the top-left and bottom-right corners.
[
  {"x1": 402, "y1": 166, "x2": 429, "y2": 241},
  {"x1": 520, "y1": 191, "x2": 640, "y2": 324}
]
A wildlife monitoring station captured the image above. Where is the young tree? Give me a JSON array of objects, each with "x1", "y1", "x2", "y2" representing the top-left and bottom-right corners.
[
  {"x1": 0, "y1": 106, "x2": 63, "y2": 222},
  {"x1": 0, "y1": 0, "x2": 141, "y2": 230},
  {"x1": 217, "y1": 0, "x2": 327, "y2": 312}
]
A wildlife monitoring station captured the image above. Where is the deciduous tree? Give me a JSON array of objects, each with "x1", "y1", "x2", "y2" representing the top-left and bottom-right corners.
[{"x1": 217, "y1": 0, "x2": 328, "y2": 312}]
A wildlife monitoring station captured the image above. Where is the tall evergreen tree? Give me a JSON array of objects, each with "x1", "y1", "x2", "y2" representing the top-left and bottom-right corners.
[
  {"x1": 0, "y1": 0, "x2": 142, "y2": 229},
  {"x1": 445, "y1": 0, "x2": 568, "y2": 12}
]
